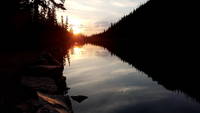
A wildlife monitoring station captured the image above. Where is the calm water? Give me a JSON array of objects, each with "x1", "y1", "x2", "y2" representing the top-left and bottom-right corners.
[{"x1": 63, "y1": 44, "x2": 200, "y2": 113}]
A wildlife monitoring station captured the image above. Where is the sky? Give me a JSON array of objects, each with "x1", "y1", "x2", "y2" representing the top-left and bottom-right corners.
[{"x1": 57, "y1": 0, "x2": 148, "y2": 36}]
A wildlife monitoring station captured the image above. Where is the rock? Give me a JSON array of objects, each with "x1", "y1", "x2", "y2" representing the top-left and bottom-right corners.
[
  {"x1": 26, "y1": 65, "x2": 63, "y2": 77},
  {"x1": 37, "y1": 92, "x2": 73, "y2": 113},
  {"x1": 21, "y1": 76, "x2": 58, "y2": 93},
  {"x1": 71, "y1": 95, "x2": 88, "y2": 103}
]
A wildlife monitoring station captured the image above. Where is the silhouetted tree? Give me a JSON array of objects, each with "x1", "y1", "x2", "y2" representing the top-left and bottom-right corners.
[
  {"x1": 65, "y1": 16, "x2": 69, "y2": 30},
  {"x1": 61, "y1": 16, "x2": 64, "y2": 28}
]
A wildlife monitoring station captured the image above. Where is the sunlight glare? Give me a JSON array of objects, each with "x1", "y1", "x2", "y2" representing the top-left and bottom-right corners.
[
  {"x1": 69, "y1": 18, "x2": 82, "y2": 34},
  {"x1": 73, "y1": 47, "x2": 82, "y2": 55},
  {"x1": 73, "y1": 26, "x2": 81, "y2": 34}
]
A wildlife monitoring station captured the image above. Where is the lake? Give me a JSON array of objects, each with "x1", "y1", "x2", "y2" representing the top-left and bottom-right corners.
[{"x1": 63, "y1": 44, "x2": 200, "y2": 113}]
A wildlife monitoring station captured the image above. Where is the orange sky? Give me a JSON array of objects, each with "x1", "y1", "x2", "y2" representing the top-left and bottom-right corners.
[{"x1": 57, "y1": 0, "x2": 148, "y2": 36}]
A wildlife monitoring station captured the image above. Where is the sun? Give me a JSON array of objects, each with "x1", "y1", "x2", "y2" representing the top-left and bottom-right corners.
[
  {"x1": 73, "y1": 26, "x2": 81, "y2": 34},
  {"x1": 69, "y1": 18, "x2": 82, "y2": 34}
]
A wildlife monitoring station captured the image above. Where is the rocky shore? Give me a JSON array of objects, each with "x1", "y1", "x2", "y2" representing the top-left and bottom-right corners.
[{"x1": 0, "y1": 52, "x2": 73, "y2": 113}]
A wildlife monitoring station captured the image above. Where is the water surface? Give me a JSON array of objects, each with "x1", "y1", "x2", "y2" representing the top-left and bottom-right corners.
[{"x1": 64, "y1": 44, "x2": 200, "y2": 113}]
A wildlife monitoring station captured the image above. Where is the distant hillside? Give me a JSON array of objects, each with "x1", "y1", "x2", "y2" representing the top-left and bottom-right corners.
[
  {"x1": 96, "y1": 0, "x2": 198, "y2": 42},
  {"x1": 89, "y1": 0, "x2": 199, "y2": 73}
]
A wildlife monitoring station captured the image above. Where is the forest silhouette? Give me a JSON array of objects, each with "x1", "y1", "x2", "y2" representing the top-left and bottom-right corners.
[
  {"x1": 0, "y1": 0, "x2": 76, "y2": 112},
  {"x1": 0, "y1": 0, "x2": 72, "y2": 51}
]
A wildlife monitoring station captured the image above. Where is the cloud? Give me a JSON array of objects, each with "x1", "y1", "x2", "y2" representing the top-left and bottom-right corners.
[
  {"x1": 94, "y1": 21, "x2": 110, "y2": 28},
  {"x1": 68, "y1": 1, "x2": 97, "y2": 12},
  {"x1": 112, "y1": 1, "x2": 137, "y2": 7}
]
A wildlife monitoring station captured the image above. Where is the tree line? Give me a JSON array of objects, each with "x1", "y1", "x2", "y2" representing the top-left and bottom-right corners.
[{"x1": 1, "y1": 0, "x2": 70, "y2": 50}]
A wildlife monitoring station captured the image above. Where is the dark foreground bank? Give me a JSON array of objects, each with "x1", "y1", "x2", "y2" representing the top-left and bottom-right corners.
[{"x1": 0, "y1": 48, "x2": 73, "y2": 113}]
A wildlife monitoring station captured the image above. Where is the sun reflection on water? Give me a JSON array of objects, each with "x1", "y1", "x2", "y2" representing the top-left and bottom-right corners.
[
  {"x1": 70, "y1": 46, "x2": 83, "y2": 60},
  {"x1": 73, "y1": 47, "x2": 81, "y2": 55}
]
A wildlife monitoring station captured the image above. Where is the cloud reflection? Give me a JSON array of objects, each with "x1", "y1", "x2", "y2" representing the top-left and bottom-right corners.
[{"x1": 63, "y1": 45, "x2": 200, "y2": 113}]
